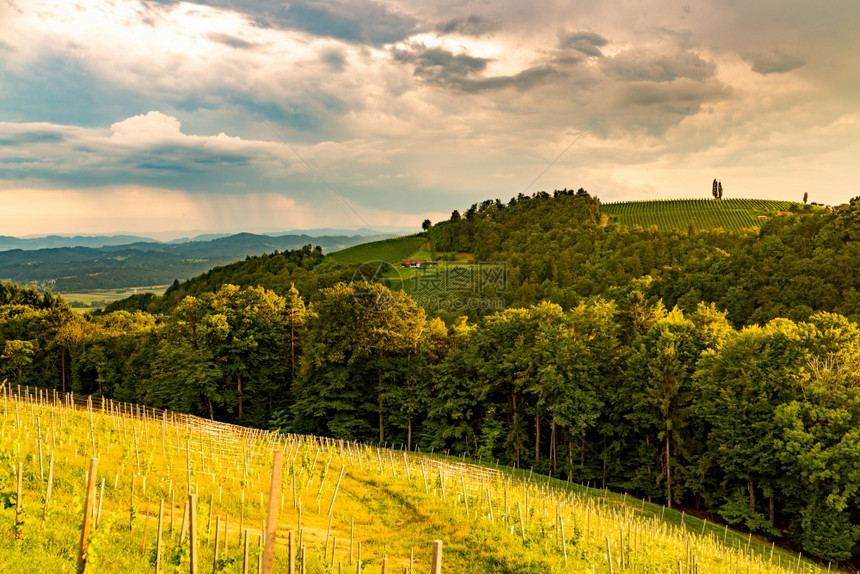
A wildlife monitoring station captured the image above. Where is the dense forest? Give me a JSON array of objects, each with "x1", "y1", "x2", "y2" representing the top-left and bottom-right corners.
[
  {"x1": 3, "y1": 191, "x2": 860, "y2": 563},
  {"x1": 429, "y1": 190, "x2": 855, "y2": 325}
]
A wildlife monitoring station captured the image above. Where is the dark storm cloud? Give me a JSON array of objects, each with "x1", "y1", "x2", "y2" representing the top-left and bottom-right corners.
[
  {"x1": 119, "y1": 143, "x2": 253, "y2": 171},
  {"x1": 602, "y1": 49, "x2": 716, "y2": 82},
  {"x1": 0, "y1": 131, "x2": 66, "y2": 146},
  {"x1": 458, "y1": 67, "x2": 555, "y2": 93},
  {"x1": 435, "y1": 15, "x2": 496, "y2": 37},
  {"x1": 394, "y1": 45, "x2": 488, "y2": 76},
  {"x1": 559, "y1": 31, "x2": 609, "y2": 57},
  {"x1": 276, "y1": 1, "x2": 417, "y2": 44},
  {"x1": 616, "y1": 79, "x2": 729, "y2": 135},
  {"x1": 393, "y1": 45, "x2": 553, "y2": 93},
  {"x1": 742, "y1": 51, "x2": 806, "y2": 75}
]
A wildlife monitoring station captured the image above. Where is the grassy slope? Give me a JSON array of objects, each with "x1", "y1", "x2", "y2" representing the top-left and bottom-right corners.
[
  {"x1": 0, "y1": 390, "x2": 838, "y2": 573},
  {"x1": 601, "y1": 198, "x2": 802, "y2": 232},
  {"x1": 325, "y1": 235, "x2": 428, "y2": 265},
  {"x1": 324, "y1": 235, "x2": 430, "y2": 292}
]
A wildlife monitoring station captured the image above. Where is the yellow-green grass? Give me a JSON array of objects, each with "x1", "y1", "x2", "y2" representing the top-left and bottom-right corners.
[
  {"x1": 57, "y1": 286, "x2": 169, "y2": 312},
  {"x1": 0, "y1": 387, "x2": 841, "y2": 573},
  {"x1": 601, "y1": 198, "x2": 807, "y2": 232}
]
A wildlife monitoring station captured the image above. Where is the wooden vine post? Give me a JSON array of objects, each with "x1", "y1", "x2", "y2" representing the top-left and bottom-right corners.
[
  {"x1": 156, "y1": 500, "x2": 165, "y2": 574},
  {"x1": 289, "y1": 529, "x2": 296, "y2": 574},
  {"x1": 262, "y1": 449, "x2": 284, "y2": 574},
  {"x1": 41, "y1": 451, "x2": 55, "y2": 529},
  {"x1": 328, "y1": 466, "x2": 345, "y2": 517},
  {"x1": 243, "y1": 529, "x2": 250, "y2": 574},
  {"x1": 77, "y1": 458, "x2": 99, "y2": 572},
  {"x1": 430, "y1": 540, "x2": 443, "y2": 574},
  {"x1": 15, "y1": 462, "x2": 23, "y2": 537},
  {"x1": 96, "y1": 478, "x2": 105, "y2": 528},
  {"x1": 189, "y1": 493, "x2": 199, "y2": 574},
  {"x1": 213, "y1": 515, "x2": 221, "y2": 569},
  {"x1": 605, "y1": 536, "x2": 614, "y2": 574}
]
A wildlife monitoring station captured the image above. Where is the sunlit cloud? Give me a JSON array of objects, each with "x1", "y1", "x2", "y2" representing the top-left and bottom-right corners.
[{"x1": 1, "y1": 0, "x2": 859, "y2": 236}]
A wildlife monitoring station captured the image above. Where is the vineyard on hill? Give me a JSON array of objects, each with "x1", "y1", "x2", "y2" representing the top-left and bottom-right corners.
[
  {"x1": 325, "y1": 236, "x2": 428, "y2": 264},
  {"x1": 0, "y1": 384, "x2": 839, "y2": 573},
  {"x1": 601, "y1": 198, "x2": 804, "y2": 232}
]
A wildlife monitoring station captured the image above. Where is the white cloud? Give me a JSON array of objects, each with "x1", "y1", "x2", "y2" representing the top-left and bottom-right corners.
[{"x1": 110, "y1": 112, "x2": 186, "y2": 144}]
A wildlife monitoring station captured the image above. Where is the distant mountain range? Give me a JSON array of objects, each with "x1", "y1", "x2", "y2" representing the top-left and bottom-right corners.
[
  {"x1": 0, "y1": 227, "x2": 407, "y2": 251},
  {"x1": 0, "y1": 234, "x2": 159, "y2": 251},
  {"x1": 0, "y1": 232, "x2": 394, "y2": 292}
]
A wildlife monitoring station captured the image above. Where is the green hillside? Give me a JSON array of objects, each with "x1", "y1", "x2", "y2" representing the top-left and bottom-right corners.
[
  {"x1": 324, "y1": 234, "x2": 428, "y2": 264},
  {"x1": 602, "y1": 198, "x2": 805, "y2": 232}
]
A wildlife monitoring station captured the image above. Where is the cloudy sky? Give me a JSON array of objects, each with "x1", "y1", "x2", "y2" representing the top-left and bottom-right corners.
[{"x1": 1, "y1": 0, "x2": 859, "y2": 238}]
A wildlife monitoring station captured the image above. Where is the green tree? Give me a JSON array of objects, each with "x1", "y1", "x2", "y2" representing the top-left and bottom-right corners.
[
  {"x1": 647, "y1": 330, "x2": 686, "y2": 508},
  {"x1": 147, "y1": 337, "x2": 222, "y2": 416},
  {"x1": 1, "y1": 340, "x2": 34, "y2": 384},
  {"x1": 75, "y1": 310, "x2": 155, "y2": 398},
  {"x1": 693, "y1": 318, "x2": 810, "y2": 531},
  {"x1": 384, "y1": 316, "x2": 446, "y2": 450},
  {"x1": 771, "y1": 313, "x2": 860, "y2": 559},
  {"x1": 207, "y1": 284, "x2": 291, "y2": 425},
  {"x1": 625, "y1": 308, "x2": 702, "y2": 507},
  {"x1": 292, "y1": 282, "x2": 427, "y2": 442},
  {"x1": 421, "y1": 317, "x2": 482, "y2": 455},
  {"x1": 797, "y1": 501, "x2": 858, "y2": 562},
  {"x1": 464, "y1": 302, "x2": 604, "y2": 472}
]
